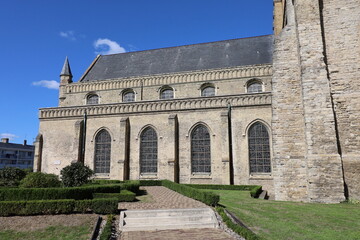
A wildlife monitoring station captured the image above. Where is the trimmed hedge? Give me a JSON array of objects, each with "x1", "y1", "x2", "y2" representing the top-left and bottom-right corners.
[
  {"x1": 0, "y1": 185, "x2": 121, "y2": 201},
  {"x1": 216, "y1": 206, "x2": 260, "y2": 240},
  {"x1": 99, "y1": 214, "x2": 114, "y2": 240},
  {"x1": 185, "y1": 184, "x2": 263, "y2": 198},
  {"x1": 121, "y1": 180, "x2": 140, "y2": 194},
  {"x1": 93, "y1": 190, "x2": 136, "y2": 202},
  {"x1": 162, "y1": 180, "x2": 219, "y2": 206},
  {"x1": 0, "y1": 198, "x2": 118, "y2": 216},
  {"x1": 139, "y1": 180, "x2": 162, "y2": 186},
  {"x1": 91, "y1": 180, "x2": 122, "y2": 185}
]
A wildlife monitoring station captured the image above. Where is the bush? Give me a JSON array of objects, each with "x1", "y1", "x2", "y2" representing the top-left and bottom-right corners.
[
  {"x1": 216, "y1": 206, "x2": 260, "y2": 240},
  {"x1": 185, "y1": 184, "x2": 263, "y2": 198},
  {"x1": 90, "y1": 180, "x2": 122, "y2": 185},
  {"x1": 60, "y1": 162, "x2": 94, "y2": 187},
  {"x1": 162, "y1": 180, "x2": 219, "y2": 206},
  {"x1": 0, "y1": 184, "x2": 122, "y2": 201},
  {"x1": 0, "y1": 199, "x2": 75, "y2": 216},
  {"x1": 100, "y1": 215, "x2": 114, "y2": 240},
  {"x1": 139, "y1": 180, "x2": 162, "y2": 186},
  {"x1": 93, "y1": 190, "x2": 136, "y2": 202},
  {"x1": 121, "y1": 180, "x2": 140, "y2": 194},
  {"x1": 90, "y1": 198, "x2": 118, "y2": 214},
  {"x1": 19, "y1": 172, "x2": 61, "y2": 188},
  {"x1": 0, "y1": 167, "x2": 27, "y2": 187}
]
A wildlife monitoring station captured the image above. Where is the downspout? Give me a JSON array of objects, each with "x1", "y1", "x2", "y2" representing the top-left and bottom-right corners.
[{"x1": 228, "y1": 103, "x2": 234, "y2": 185}]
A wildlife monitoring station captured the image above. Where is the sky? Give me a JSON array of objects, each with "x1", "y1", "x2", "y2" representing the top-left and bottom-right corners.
[{"x1": 0, "y1": 0, "x2": 273, "y2": 144}]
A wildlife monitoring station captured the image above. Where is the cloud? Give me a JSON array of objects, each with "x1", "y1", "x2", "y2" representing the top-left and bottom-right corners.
[
  {"x1": 59, "y1": 31, "x2": 76, "y2": 41},
  {"x1": 0, "y1": 133, "x2": 18, "y2": 140},
  {"x1": 32, "y1": 80, "x2": 59, "y2": 90},
  {"x1": 94, "y1": 38, "x2": 126, "y2": 55}
]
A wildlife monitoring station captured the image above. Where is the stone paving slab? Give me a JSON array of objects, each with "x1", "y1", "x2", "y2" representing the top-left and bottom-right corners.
[
  {"x1": 119, "y1": 228, "x2": 236, "y2": 240},
  {"x1": 119, "y1": 186, "x2": 208, "y2": 210}
]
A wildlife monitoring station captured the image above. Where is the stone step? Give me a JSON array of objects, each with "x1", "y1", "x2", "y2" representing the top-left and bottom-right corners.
[
  {"x1": 124, "y1": 215, "x2": 214, "y2": 225},
  {"x1": 119, "y1": 208, "x2": 219, "y2": 232},
  {"x1": 123, "y1": 207, "x2": 212, "y2": 218}
]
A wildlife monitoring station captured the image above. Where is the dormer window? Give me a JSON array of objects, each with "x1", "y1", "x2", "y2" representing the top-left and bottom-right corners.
[
  {"x1": 87, "y1": 94, "x2": 99, "y2": 105},
  {"x1": 159, "y1": 86, "x2": 174, "y2": 99}
]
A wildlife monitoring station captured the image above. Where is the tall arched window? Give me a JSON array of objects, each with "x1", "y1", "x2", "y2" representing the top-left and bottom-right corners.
[
  {"x1": 191, "y1": 124, "x2": 211, "y2": 173},
  {"x1": 140, "y1": 127, "x2": 158, "y2": 174},
  {"x1": 94, "y1": 129, "x2": 111, "y2": 174},
  {"x1": 123, "y1": 90, "x2": 135, "y2": 102},
  {"x1": 87, "y1": 94, "x2": 99, "y2": 105},
  {"x1": 248, "y1": 122, "x2": 271, "y2": 173}
]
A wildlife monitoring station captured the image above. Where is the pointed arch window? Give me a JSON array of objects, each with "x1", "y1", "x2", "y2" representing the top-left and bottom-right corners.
[
  {"x1": 140, "y1": 127, "x2": 158, "y2": 174},
  {"x1": 191, "y1": 125, "x2": 211, "y2": 173},
  {"x1": 94, "y1": 129, "x2": 111, "y2": 174},
  {"x1": 87, "y1": 94, "x2": 99, "y2": 105},
  {"x1": 248, "y1": 122, "x2": 271, "y2": 173}
]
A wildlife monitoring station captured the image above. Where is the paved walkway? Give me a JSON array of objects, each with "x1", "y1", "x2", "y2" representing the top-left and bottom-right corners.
[
  {"x1": 119, "y1": 186, "x2": 207, "y2": 210},
  {"x1": 117, "y1": 186, "x2": 237, "y2": 240}
]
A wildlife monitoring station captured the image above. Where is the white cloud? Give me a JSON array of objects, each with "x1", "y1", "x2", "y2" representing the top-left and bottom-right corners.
[
  {"x1": 0, "y1": 133, "x2": 18, "y2": 140},
  {"x1": 59, "y1": 31, "x2": 76, "y2": 41},
  {"x1": 94, "y1": 38, "x2": 126, "y2": 55},
  {"x1": 32, "y1": 80, "x2": 59, "y2": 90}
]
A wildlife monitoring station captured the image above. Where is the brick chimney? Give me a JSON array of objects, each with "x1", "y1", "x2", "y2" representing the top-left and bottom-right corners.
[{"x1": 1, "y1": 138, "x2": 9, "y2": 143}]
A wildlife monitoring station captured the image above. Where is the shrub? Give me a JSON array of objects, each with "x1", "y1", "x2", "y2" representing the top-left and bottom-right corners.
[
  {"x1": 0, "y1": 199, "x2": 75, "y2": 216},
  {"x1": 0, "y1": 184, "x2": 121, "y2": 201},
  {"x1": 90, "y1": 198, "x2": 118, "y2": 214},
  {"x1": 185, "y1": 184, "x2": 263, "y2": 198},
  {"x1": 162, "y1": 180, "x2": 219, "y2": 206},
  {"x1": 216, "y1": 206, "x2": 260, "y2": 240},
  {"x1": 0, "y1": 167, "x2": 27, "y2": 187},
  {"x1": 139, "y1": 180, "x2": 162, "y2": 186},
  {"x1": 121, "y1": 180, "x2": 140, "y2": 194},
  {"x1": 19, "y1": 172, "x2": 61, "y2": 188},
  {"x1": 91, "y1": 179, "x2": 122, "y2": 185},
  {"x1": 99, "y1": 215, "x2": 114, "y2": 240},
  {"x1": 60, "y1": 162, "x2": 94, "y2": 187},
  {"x1": 93, "y1": 190, "x2": 136, "y2": 202}
]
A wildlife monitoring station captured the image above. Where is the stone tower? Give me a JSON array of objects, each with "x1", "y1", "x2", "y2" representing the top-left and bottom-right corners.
[
  {"x1": 59, "y1": 57, "x2": 73, "y2": 106},
  {"x1": 272, "y1": 0, "x2": 360, "y2": 202}
]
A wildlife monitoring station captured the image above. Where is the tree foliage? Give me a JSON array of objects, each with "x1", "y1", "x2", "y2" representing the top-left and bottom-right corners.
[{"x1": 60, "y1": 162, "x2": 94, "y2": 187}]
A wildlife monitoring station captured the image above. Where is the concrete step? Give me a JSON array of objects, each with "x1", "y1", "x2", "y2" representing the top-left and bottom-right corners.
[{"x1": 119, "y1": 208, "x2": 219, "y2": 232}]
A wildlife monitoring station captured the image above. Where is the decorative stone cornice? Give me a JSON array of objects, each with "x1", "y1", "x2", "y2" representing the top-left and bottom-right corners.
[
  {"x1": 39, "y1": 93, "x2": 271, "y2": 119},
  {"x1": 65, "y1": 64, "x2": 272, "y2": 94}
]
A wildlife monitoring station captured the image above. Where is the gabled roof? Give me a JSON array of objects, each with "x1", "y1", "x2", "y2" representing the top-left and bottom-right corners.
[{"x1": 80, "y1": 35, "x2": 273, "y2": 82}]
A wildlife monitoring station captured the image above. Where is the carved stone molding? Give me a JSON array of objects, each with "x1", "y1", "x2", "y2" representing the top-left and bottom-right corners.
[
  {"x1": 40, "y1": 93, "x2": 272, "y2": 119},
  {"x1": 65, "y1": 64, "x2": 272, "y2": 94}
]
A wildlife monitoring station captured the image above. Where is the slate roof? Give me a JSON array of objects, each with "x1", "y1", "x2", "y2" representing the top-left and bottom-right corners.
[
  {"x1": 60, "y1": 56, "x2": 72, "y2": 77},
  {"x1": 80, "y1": 35, "x2": 273, "y2": 82},
  {"x1": 0, "y1": 142, "x2": 34, "y2": 150}
]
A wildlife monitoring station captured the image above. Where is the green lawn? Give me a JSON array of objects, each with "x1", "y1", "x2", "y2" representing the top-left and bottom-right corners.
[
  {"x1": 0, "y1": 225, "x2": 92, "y2": 240},
  {"x1": 209, "y1": 190, "x2": 360, "y2": 240}
]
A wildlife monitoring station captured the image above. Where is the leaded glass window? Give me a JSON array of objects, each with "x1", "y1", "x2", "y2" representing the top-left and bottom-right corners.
[
  {"x1": 247, "y1": 82, "x2": 263, "y2": 93},
  {"x1": 94, "y1": 129, "x2": 111, "y2": 174},
  {"x1": 160, "y1": 89, "x2": 174, "y2": 99},
  {"x1": 140, "y1": 127, "x2": 158, "y2": 174},
  {"x1": 191, "y1": 125, "x2": 211, "y2": 173},
  {"x1": 123, "y1": 91, "x2": 135, "y2": 102},
  {"x1": 201, "y1": 86, "x2": 215, "y2": 97},
  {"x1": 248, "y1": 122, "x2": 271, "y2": 173},
  {"x1": 87, "y1": 94, "x2": 99, "y2": 105}
]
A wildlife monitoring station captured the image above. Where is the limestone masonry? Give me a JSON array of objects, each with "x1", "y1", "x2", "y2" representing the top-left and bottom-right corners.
[{"x1": 34, "y1": 0, "x2": 360, "y2": 203}]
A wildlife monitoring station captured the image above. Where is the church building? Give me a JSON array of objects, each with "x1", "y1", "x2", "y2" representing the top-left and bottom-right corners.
[{"x1": 34, "y1": 0, "x2": 360, "y2": 203}]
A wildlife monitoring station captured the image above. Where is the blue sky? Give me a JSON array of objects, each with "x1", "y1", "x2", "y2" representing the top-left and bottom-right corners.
[{"x1": 0, "y1": 0, "x2": 273, "y2": 144}]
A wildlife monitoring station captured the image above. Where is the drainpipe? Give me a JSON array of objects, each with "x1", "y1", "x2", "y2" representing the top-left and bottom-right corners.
[{"x1": 228, "y1": 103, "x2": 234, "y2": 185}]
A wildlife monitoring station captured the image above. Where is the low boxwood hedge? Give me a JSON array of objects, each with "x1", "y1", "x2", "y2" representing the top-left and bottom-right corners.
[
  {"x1": 185, "y1": 184, "x2": 263, "y2": 198},
  {"x1": 0, "y1": 198, "x2": 118, "y2": 216},
  {"x1": 99, "y1": 214, "x2": 114, "y2": 240},
  {"x1": 216, "y1": 206, "x2": 260, "y2": 240},
  {"x1": 162, "y1": 180, "x2": 219, "y2": 206},
  {"x1": 93, "y1": 190, "x2": 136, "y2": 202},
  {"x1": 0, "y1": 185, "x2": 121, "y2": 201},
  {"x1": 139, "y1": 180, "x2": 162, "y2": 186}
]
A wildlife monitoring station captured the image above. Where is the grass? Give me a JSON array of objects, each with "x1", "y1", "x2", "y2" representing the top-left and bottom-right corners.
[
  {"x1": 207, "y1": 190, "x2": 360, "y2": 240},
  {"x1": 0, "y1": 225, "x2": 92, "y2": 240}
]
